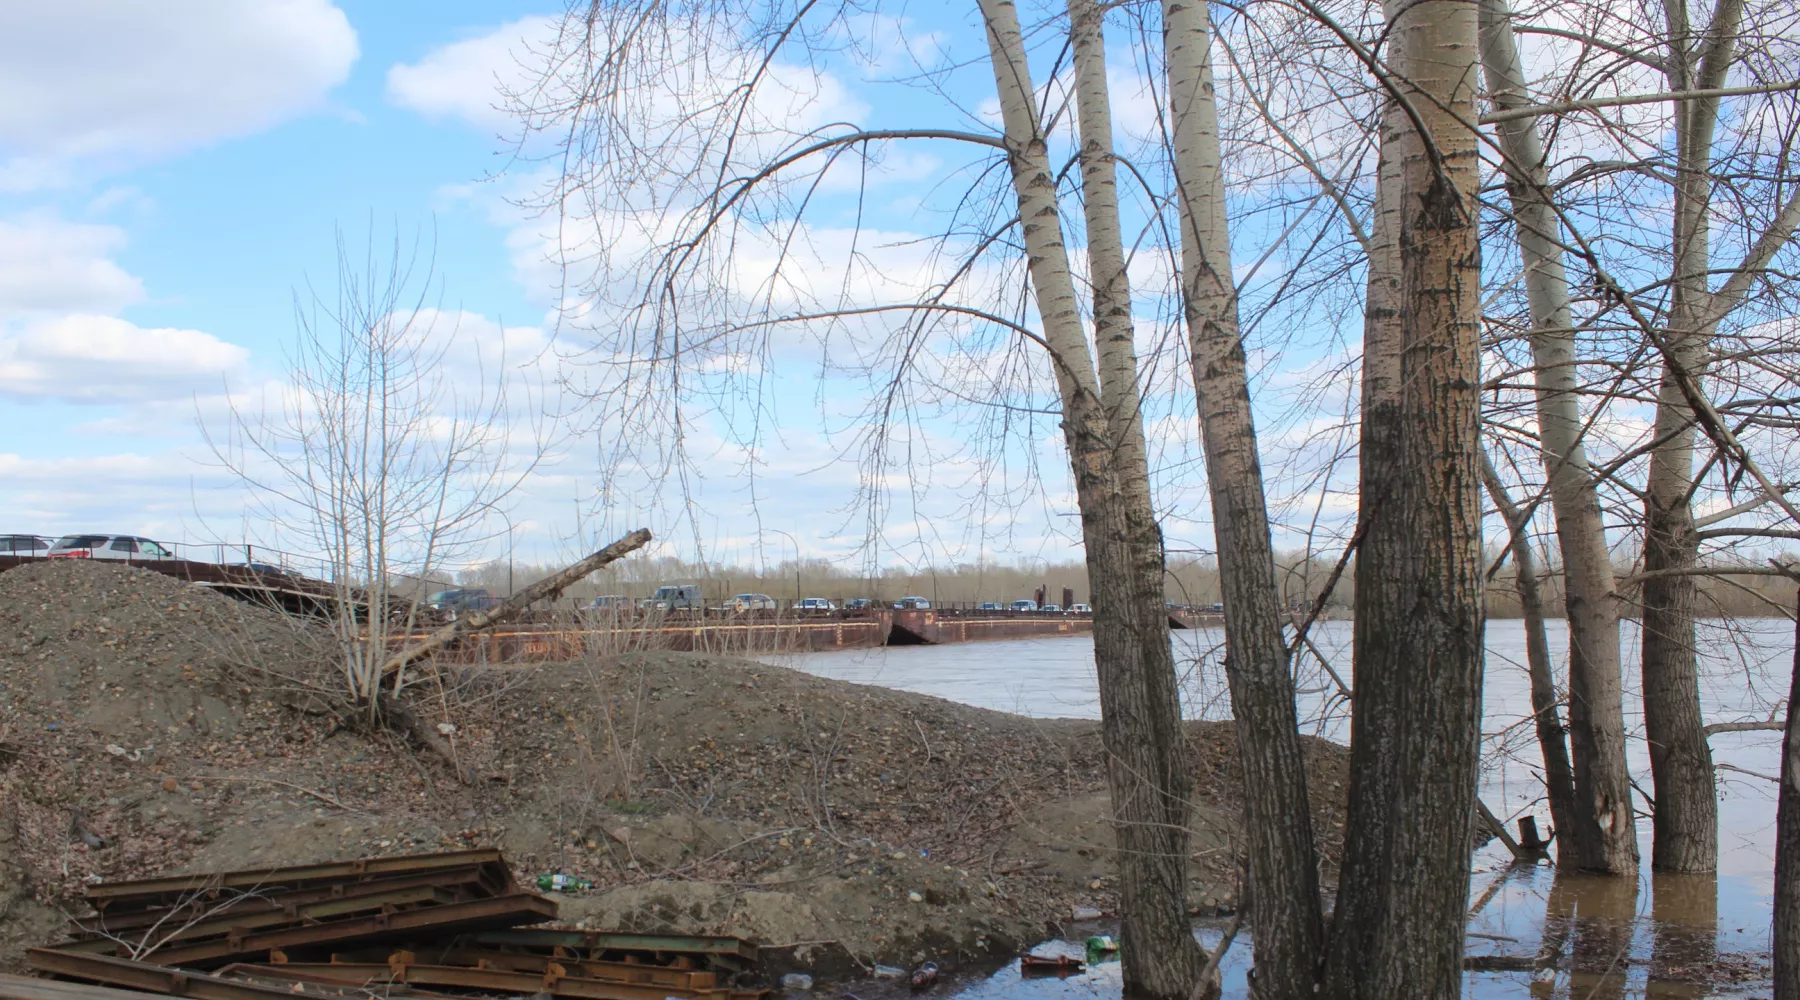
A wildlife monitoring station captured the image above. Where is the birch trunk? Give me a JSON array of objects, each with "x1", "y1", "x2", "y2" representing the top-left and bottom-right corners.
[
  {"x1": 1163, "y1": 0, "x2": 1324, "y2": 992},
  {"x1": 1477, "y1": 0, "x2": 1638, "y2": 874},
  {"x1": 1480, "y1": 453, "x2": 1579, "y2": 842},
  {"x1": 1321, "y1": 0, "x2": 1485, "y2": 993},
  {"x1": 1639, "y1": 0, "x2": 1743, "y2": 873},
  {"x1": 982, "y1": 0, "x2": 1203, "y2": 991}
]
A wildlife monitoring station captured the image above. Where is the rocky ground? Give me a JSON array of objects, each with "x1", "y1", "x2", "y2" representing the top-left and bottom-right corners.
[{"x1": 0, "y1": 560, "x2": 1350, "y2": 980}]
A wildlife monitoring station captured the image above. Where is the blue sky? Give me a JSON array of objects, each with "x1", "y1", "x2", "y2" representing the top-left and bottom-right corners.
[{"x1": 0, "y1": 1, "x2": 1361, "y2": 575}]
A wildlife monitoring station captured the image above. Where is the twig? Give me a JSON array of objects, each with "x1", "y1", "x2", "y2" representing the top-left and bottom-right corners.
[{"x1": 191, "y1": 776, "x2": 359, "y2": 812}]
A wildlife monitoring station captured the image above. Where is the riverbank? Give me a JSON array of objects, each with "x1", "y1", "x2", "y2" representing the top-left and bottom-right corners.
[{"x1": 0, "y1": 560, "x2": 1349, "y2": 978}]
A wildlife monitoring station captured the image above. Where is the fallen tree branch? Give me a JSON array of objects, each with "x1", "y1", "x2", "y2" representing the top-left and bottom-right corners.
[
  {"x1": 191, "y1": 775, "x2": 359, "y2": 812},
  {"x1": 1189, "y1": 913, "x2": 1241, "y2": 1000},
  {"x1": 380, "y1": 528, "x2": 652, "y2": 680}
]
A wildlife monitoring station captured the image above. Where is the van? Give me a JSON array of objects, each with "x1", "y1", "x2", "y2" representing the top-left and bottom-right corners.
[{"x1": 646, "y1": 584, "x2": 703, "y2": 610}]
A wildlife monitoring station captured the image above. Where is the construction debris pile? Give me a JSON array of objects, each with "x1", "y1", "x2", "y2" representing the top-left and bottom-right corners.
[{"x1": 3, "y1": 850, "x2": 766, "y2": 1000}]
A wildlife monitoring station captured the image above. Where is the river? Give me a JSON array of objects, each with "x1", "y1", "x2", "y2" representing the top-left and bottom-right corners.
[{"x1": 771, "y1": 616, "x2": 1795, "y2": 998}]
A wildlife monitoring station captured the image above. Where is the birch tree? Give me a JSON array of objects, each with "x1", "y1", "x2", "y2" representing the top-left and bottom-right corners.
[
  {"x1": 1164, "y1": 0, "x2": 1325, "y2": 990},
  {"x1": 986, "y1": 0, "x2": 1208, "y2": 986},
  {"x1": 1476, "y1": 0, "x2": 1800, "y2": 873},
  {"x1": 1477, "y1": 0, "x2": 1638, "y2": 874}
]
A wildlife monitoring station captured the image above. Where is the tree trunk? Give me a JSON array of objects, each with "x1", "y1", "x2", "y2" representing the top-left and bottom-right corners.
[
  {"x1": 1476, "y1": 0, "x2": 1638, "y2": 874},
  {"x1": 1774, "y1": 596, "x2": 1800, "y2": 999},
  {"x1": 1321, "y1": 0, "x2": 1485, "y2": 993},
  {"x1": 1480, "y1": 453, "x2": 1579, "y2": 845},
  {"x1": 981, "y1": 0, "x2": 1203, "y2": 992},
  {"x1": 1640, "y1": 0, "x2": 1743, "y2": 874},
  {"x1": 1164, "y1": 0, "x2": 1324, "y2": 993}
]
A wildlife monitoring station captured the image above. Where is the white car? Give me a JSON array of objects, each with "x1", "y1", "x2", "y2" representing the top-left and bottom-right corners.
[
  {"x1": 731, "y1": 593, "x2": 778, "y2": 611},
  {"x1": 0, "y1": 535, "x2": 50, "y2": 556},
  {"x1": 893, "y1": 596, "x2": 931, "y2": 609},
  {"x1": 1070, "y1": 603, "x2": 1092, "y2": 613},
  {"x1": 796, "y1": 597, "x2": 837, "y2": 610},
  {"x1": 1009, "y1": 599, "x2": 1038, "y2": 611},
  {"x1": 48, "y1": 534, "x2": 178, "y2": 561},
  {"x1": 1041, "y1": 604, "x2": 1062, "y2": 612}
]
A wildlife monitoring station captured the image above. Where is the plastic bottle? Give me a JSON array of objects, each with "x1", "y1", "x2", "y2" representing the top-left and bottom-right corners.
[
  {"x1": 535, "y1": 873, "x2": 594, "y2": 892},
  {"x1": 1085, "y1": 934, "x2": 1118, "y2": 952}
]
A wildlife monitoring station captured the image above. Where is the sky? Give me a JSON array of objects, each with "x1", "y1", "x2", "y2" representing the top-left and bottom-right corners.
[{"x1": 0, "y1": 0, "x2": 1291, "y2": 578}]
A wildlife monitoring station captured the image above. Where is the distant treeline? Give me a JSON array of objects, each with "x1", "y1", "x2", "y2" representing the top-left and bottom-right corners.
[{"x1": 456, "y1": 549, "x2": 1798, "y2": 618}]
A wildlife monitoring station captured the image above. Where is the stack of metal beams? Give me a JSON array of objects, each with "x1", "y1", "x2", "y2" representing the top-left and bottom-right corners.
[{"x1": 4, "y1": 850, "x2": 766, "y2": 1000}]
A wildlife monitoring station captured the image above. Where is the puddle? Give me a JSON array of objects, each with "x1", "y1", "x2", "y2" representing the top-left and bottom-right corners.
[{"x1": 777, "y1": 617, "x2": 1794, "y2": 997}]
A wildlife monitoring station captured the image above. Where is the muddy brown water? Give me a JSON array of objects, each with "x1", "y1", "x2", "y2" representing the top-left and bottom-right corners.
[{"x1": 775, "y1": 618, "x2": 1793, "y2": 998}]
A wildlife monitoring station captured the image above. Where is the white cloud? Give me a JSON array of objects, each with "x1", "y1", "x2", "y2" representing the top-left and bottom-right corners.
[
  {"x1": 0, "y1": 216, "x2": 144, "y2": 319},
  {"x1": 0, "y1": 0, "x2": 357, "y2": 186},
  {"x1": 0, "y1": 314, "x2": 249, "y2": 403},
  {"x1": 387, "y1": 16, "x2": 556, "y2": 129}
]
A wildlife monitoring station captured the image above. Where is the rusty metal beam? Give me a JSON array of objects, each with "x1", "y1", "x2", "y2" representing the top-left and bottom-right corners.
[
  {"x1": 76, "y1": 867, "x2": 501, "y2": 936},
  {"x1": 84, "y1": 850, "x2": 508, "y2": 909},
  {"x1": 269, "y1": 963, "x2": 734, "y2": 1000},
  {"x1": 139, "y1": 894, "x2": 556, "y2": 967},
  {"x1": 467, "y1": 930, "x2": 758, "y2": 962},
  {"x1": 213, "y1": 966, "x2": 455, "y2": 1000},
  {"x1": 67, "y1": 886, "x2": 467, "y2": 956},
  {"x1": 403, "y1": 948, "x2": 717, "y2": 989},
  {"x1": 26, "y1": 950, "x2": 327, "y2": 1000}
]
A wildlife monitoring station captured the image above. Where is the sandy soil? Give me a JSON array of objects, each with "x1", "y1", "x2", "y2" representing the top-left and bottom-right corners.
[{"x1": 0, "y1": 560, "x2": 1349, "y2": 979}]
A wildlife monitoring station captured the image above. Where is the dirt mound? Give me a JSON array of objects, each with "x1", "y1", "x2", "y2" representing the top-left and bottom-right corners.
[
  {"x1": 0, "y1": 559, "x2": 314, "y2": 738},
  {"x1": 0, "y1": 564, "x2": 1349, "y2": 978}
]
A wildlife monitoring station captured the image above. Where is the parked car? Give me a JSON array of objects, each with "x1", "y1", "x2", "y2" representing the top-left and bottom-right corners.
[
  {"x1": 731, "y1": 593, "x2": 778, "y2": 611},
  {"x1": 1040, "y1": 604, "x2": 1062, "y2": 612},
  {"x1": 893, "y1": 596, "x2": 931, "y2": 609},
  {"x1": 1207, "y1": 602, "x2": 1225, "y2": 613},
  {"x1": 583, "y1": 595, "x2": 633, "y2": 611},
  {"x1": 0, "y1": 535, "x2": 50, "y2": 556},
  {"x1": 236, "y1": 561, "x2": 290, "y2": 576},
  {"x1": 976, "y1": 601, "x2": 1002, "y2": 611},
  {"x1": 1009, "y1": 599, "x2": 1038, "y2": 612},
  {"x1": 796, "y1": 597, "x2": 837, "y2": 610},
  {"x1": 425, "y1": 588, "x2": 499, "y2": 615},
  {"x1": 645, "y1": 584, "x2": 704, "y2": 610},
  {"x1": 844, "y1": 598, "x2": 874, "y2": 610},
  {"x1": 1070, "y1": 603, "x2": 1092, "y2": 613},
  {"x1": 48, "y1": 534, "x2": 177, "y2": 561}
]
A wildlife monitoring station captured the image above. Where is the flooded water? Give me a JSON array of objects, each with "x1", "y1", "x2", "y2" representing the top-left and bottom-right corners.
[{"x1": 772, "y1": 617, "x2": 1796, "y2": 998}]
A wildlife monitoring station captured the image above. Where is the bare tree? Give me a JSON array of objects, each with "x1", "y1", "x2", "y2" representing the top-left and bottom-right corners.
[
  {"x1": 210, "y1": 230, "x2": 541, "y2": 719},
  {"x1": 1477, "y1": 0, "x2": 1637, "y2": 874}
]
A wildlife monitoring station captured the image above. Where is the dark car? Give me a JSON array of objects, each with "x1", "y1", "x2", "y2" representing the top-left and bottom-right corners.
[
  {"x1": 844, "y1": 598, "x2": 874, "y2": 610},
  {"x1": 425, "y1": 588, "x2": 499, "y2": 616},
  {"x1": 0, "y1": 535, "x2": 50, "y2": 556}
]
